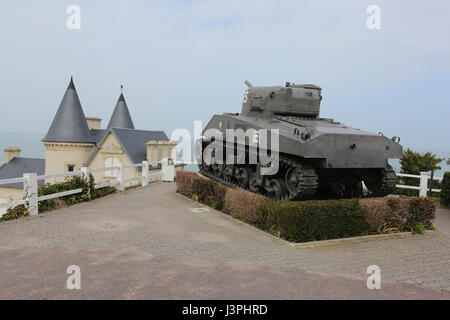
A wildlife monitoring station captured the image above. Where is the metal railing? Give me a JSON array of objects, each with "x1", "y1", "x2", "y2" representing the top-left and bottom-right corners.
[{"x1": 0, "y1": 161, "x2": 163, "y2": 216}]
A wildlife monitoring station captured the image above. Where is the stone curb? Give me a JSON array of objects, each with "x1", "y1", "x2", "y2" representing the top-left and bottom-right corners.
[{"x1": 175, "y1": 192, "x2": 438, "y2": 248}]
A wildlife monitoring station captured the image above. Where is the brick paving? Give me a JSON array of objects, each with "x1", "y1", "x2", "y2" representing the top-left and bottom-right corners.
[{"x1": 0, "y1": 182, "x2": 449, "y2": 298}]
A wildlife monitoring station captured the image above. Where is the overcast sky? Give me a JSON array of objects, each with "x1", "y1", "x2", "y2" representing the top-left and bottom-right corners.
[{"x1": 0, "y1": 0, "x2": 449, "y2": 157}]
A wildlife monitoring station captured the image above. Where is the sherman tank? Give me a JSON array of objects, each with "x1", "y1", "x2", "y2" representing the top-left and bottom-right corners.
[{"x1": 196, "y1": 81, "x2": 402, "y2": 200}]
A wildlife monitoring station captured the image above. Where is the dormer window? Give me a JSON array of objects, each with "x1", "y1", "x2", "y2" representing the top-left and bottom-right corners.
[{"x1": 67, "y1": 164, "x2": 75, "y2": 172}]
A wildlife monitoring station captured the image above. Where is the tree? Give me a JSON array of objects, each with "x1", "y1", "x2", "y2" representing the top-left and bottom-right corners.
[
  {"x1": 400, "y1": 149, "x2": 444, "y2": 174},
  {"x1": 396, "y1": 149, "x2": 444, "y2": 196}
]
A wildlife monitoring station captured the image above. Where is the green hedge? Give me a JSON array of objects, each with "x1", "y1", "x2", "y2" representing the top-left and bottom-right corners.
[
  {"x1": 177, "y1": 171, "x2": 437, "y2": 243},
  {"x1": 256, "y1": 199, "x2": 369, "y2": 242},
  {"x1": 440, "y1": 172, "x2": 450, "y2": 208}
]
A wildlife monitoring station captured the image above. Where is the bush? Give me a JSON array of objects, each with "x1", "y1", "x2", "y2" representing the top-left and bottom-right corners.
[
  {"x1": 406, "y1": 197, "x2": 435, "y2": 229},
  {"x1": 38, "y1": 175, "x2": 92, "y2": 211},
  {"x1": 0, "y1": 205, "x2": 29, "y2": 222},
  {"x1": 440, "y1": 172, "x2": 450, "y2": 208},
  {"x1": 360, "y1": 197, "x2": 435, "y2": 232},
  {"x1": 256, "y1": 199, "x2": 369, "y2": 242},
  {"x1": 395, "y1": 149, "x2": 444, "y2": 196},
  {"x1": 176, "y1": 171, "x2": 198, "y2": 197},
  {"x1": 411, "y1": 221, "x2": 425, "y2": 235},
  {"x1": 191, "y1": 177, "x2": 227, "y2": 210},
  {"x1": 2, "y1": 174, "x2": 117, "y2": 222},
  {"x1": 223, "y1": 188, "x2": 269, "y2": 223},
  {"x1": 38, "y1": 174, "x2": 116, "y2": 212},
  {"x1": 177, "y1": 171, "x2": 227, "y2": 209},
  {"x1": 360, "y1": 198, "x2": 400, "y2": 233},
  {"x1": 178, "y1": 172, "x2": 437, "y2": 242}
]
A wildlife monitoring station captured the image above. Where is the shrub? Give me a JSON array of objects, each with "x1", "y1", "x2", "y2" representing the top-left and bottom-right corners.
[
  {"x1": 406, "y1": 197, "x2": 435, "y2": 229},
  {"x1": 411, "y1": 221, "x2": 425, "y2": 234},
  {"x1": 360, "y1": 198, "x2": 400, "y2": 233},
  {"x1": 440, "y1": 172, "x2": 450, "y2": 208},
  {"x1": 395, "y1": 149, "x2": 444, "y2": 196},
  {"x1": 0, "y1": 205, "x2": 29, "y2": 222},
  {"x1": 223, "y1": 188, "x2": 269, "y2": 222},
  {"x1": 178, "y1": 172, "x2": 437, "y2": 242},
  {"x1": 37, "y1": 174, "x2": 116, "y2": 212},
  {"x1": 361, "y1": 197, "x2": 435, "y2": 232},
  {"x1": 176, "y1": 171, "x2": 198, "y2": 197},
  {"x1": 256, "y1": 199, "x2": 369, "y2": 242},
  {"x1": 191, "y1": 177, "x2": 227, "y2": 210},
  {"x1": 177, "y1": 171, "x2": 227, "y2": 209},
  {"x1": 38, "y1": 175, "x2": 93, "y2": 211}
]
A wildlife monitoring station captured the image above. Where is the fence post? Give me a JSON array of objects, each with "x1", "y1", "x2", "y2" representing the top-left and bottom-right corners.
[
  {"x1": 428, "y1": 170, "x2": 434, "y2": 197},
  {"x1": 23, "y1": 173, "x2": 38, "y2": 215},
  {"x1": 142, "y1": 161, "x2": 149, "y2": 186},
  {"x1": 117, "y1": 163, "x2": 125, "y2": 192},
  {"x1": 81, "y1": 166, "x2": 91, "y2": 199},
  {"x1": 419, "y1": 171, "x2": 429, "y2": 197}
]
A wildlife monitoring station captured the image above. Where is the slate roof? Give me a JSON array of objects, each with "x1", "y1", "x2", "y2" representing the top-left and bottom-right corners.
[
  {"x1": 90, "y1": 129, "x2": 108, "y2": 144},
  {"x1": 0, "y1": 158, "x2": 45, "y2": 189},
  {"x1": 42, "y1": 77, "x2": 96, "y2": 143},
  {"x1": 85, "y1": 128, "x2": 168, "y2": 167},
  {"x1": 107, "y1": 93, "x2": 135, "y2": 130}
]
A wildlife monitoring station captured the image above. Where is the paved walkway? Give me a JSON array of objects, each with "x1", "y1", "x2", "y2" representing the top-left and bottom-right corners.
[{"x1": 0, "y1": 182, "x2": 449, "y2": 299}]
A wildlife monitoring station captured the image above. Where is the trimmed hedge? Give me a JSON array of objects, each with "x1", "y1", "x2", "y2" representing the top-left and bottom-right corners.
[
  {"x1": 177, "y1": 171, "x2": 437, "y2": 243},
  {"x1": 257, "y1": 199, "x2": 368, "y2": 242},
  {"x1": 440, "y1": 172, "x2": 450, "y2": 208}
]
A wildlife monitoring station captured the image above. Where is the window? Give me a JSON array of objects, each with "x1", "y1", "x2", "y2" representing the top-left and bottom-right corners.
[
  {"x1": 105, "y1": 157, "x2": 120, "y2": 178},
  {"x1": 67, "y1": 165, "x2": 75, "y2": 172}
]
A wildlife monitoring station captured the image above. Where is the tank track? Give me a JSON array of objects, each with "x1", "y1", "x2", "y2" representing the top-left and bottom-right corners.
[
  {"x1": 199, "y1": 154, "x2": 318, "y2": 200},
  {"x1": 363, "y1": 165, "x2": 397, "y2": 197},
  {"x1": 375, "y1": 165, "x2": 397, "y2": 196}
]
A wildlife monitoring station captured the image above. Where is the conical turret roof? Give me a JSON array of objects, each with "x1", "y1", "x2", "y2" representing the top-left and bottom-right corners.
[
  {"x1": 107, "y1": 92, "x2": 135, "y2": 129},
  {"x1": 43, "y1": 77, "x2": 95, "y2": 143}
]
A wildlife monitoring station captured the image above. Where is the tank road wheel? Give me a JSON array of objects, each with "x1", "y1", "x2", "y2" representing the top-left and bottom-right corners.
[
  {"x1": 223, "y1": 165, "x2": 234, "y2": 182},
  {"x1": 364, "y1": 165, "x2": 397, "y2": 197},
  {"x1": 285, "y1": 166, "x2": 302, "y2": 194},
  {"x1": 211, "y1": 162, "x2": 224, "y2": 177},
  {"x1": 249, "y1": 172, "x2": 261, "y2": 193},
  {"x1": 284, "y1": 164, "x2": 318, "y2": 200},
  {"x1": 235, "y1": 167, "x2": 252, "y2": 189},
  {"x1": 267, "y1": 179, "x2": 288, "y2": 200}
]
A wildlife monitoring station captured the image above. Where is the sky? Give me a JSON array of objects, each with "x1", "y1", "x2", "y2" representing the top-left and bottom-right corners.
[{"x1": 0, "y1": 0, "x2": 449, "y2": 163}]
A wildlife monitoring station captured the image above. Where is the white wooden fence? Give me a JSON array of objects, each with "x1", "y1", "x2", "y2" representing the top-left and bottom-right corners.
[
  {"x1": 396, "y1": 172, "x2": 443, "y2": 197},
  {"x1": 0, "y1": 161, "x2": 162, "y2": 216}
]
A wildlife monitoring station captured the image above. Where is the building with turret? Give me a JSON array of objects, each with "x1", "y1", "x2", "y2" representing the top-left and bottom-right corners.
[{"x1": 0, "y1": 77, "x2": 181, "y2": 208}]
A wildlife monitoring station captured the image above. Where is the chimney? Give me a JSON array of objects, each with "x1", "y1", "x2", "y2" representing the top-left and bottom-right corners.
[
  {"x1": 4, "y1": 147, "x2": 21, "y2": 163},
  {"x1": 146, "y1": 140, "x2": 178, "y2": 166},
  {"x1": 86, "y1": 117, "x2": 102, "y2": 130}
]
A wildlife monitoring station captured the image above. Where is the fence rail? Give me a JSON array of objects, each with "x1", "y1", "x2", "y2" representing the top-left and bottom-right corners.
[
  {"x1": 0, "y1": 160, "x2": 165, "y2": 215},
  {"x1": 396, "y1": 172, "x2": 442, "y2": 196}
]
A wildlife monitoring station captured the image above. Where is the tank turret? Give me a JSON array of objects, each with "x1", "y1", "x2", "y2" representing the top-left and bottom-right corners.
[{"x1": 241, "y1": 81, "x2": 322, "y2": 118}]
